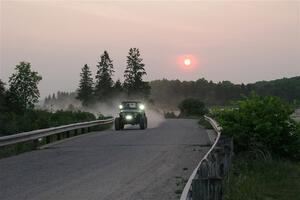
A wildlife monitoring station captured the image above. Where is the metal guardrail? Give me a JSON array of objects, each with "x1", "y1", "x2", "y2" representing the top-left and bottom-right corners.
[
  {"x1": 0, "y1": 118, "x2": 114, "y2": 148},
  {"x1": 180, "y1": 115, "x2": 233, "y2": 200}
]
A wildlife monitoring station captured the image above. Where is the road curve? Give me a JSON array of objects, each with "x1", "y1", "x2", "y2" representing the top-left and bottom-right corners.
[{"x1": 0, "y1": 119, "x2": 210, "y2": 200}]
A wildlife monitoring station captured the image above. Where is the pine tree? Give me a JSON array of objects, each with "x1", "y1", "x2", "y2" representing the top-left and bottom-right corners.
[
  {"x1": 114, "y1": 79, "x2": 123, "y2": 93},
  {"x1": 123, "y1": 48, "x2": 150, "y2": 98},
  {"x1": 111, "y1": 79, "x2": 123, "y2": 97},
  {"x1": 94, "y1": 51, "x2": 114, "y2": 101},
  {"x1": 44, "y1": 96, "x2": 49, "y2": 105},
  {"x1": 76, "y1": 64, "x2": 94, "y2": 106}
]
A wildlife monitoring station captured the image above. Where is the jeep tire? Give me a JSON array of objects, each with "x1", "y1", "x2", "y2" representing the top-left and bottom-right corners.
[
  {"x1": 115, "y1": 117, "x2": 121, "y2": 131},
  {"x1": 139, "y1": 116, "x2": 147, "y2": 130}
]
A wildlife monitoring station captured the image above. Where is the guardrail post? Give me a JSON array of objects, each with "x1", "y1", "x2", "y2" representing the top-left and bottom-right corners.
[
  {"x1": 46, "y1": 136, "x2": 50, "y2": 144},
  {"x1": 213, "y1": 147, "x2": 225, "y2": 178},
  {"x1": 217, "y1": 136, "x2": 233, "y2": 174},
  {"x1": 209, "y1": 151, "x2": 223, "y2": 200},
  {"x1": 33, "y1": 139, "x2": 39, "y2": 149},
  {"x1": 57, "y1": 133, "x2": 61, "y2": 141},
  {"x1": 224, "y1": 138, "x2": 233, "y2": 172},
  {"x1": 66, "y1": 131, "x2": 70, "y2": 138},
  {"x1": 192, "y1": 159, "x2": 209, "y2": 200}
]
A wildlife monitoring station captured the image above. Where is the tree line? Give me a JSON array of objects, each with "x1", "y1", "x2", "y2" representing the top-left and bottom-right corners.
[
  {"x1": 76, "y1": 48, "x2": 150, "y2": 106},
  {"x1": 44, "y1": 91, "x2": 78, "y2": 111},
  {"x1": 150, "y1": 76, "x2": 300, "y2": 109},
  {"x1": 44, "y1": 76, "x2": 300, "y2": 111}
]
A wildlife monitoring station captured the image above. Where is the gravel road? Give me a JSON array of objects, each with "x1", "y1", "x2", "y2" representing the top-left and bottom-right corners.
[{"x1": 0, "y1": 119, "x2": 210, "y2": 200}]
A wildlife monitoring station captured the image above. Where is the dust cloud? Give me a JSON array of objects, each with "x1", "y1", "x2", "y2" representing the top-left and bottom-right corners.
[
  {"x1": 42, "y1": 96, "x2": 166, "y2": 129},
  {"x1": 145, "y1": 109, "x2": 165, "y2": 128}
]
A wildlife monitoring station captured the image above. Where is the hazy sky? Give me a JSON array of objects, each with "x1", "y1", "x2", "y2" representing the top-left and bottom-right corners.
[{"x1": 1, "y1": 1, "x2": 299, "y2": 98}]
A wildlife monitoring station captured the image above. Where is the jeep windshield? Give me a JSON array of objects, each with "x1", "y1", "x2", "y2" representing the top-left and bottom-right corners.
[{"x1": 121, "y1": 102, "x2": 139, "y2": 110}]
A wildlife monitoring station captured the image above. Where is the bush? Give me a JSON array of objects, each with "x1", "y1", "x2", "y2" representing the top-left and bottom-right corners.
[
  {"x1": 178, "y1": 98, "x2": 207, "y2": 117},
  {"x1": 98, "y1": 113, "x2": 113, "y2": 120},
  {"x1": 0, "y1": 110, "x2": 96, "y2": 135},
  {"x1": 213, "y1": 93, "x2": 300, "y2": 160},
  {"x1": 164, "y1": 111, "x2": 177, "y2": 118}
]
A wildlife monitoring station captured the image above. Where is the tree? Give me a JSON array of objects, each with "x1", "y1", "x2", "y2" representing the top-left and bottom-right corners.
[
  {"x1": 0, "y1": 79, "x2": 6, "y2": 111},
  {"x1": 7, "y1": 62, "x2": 42, "y2": 112},
  {"x1": 0, "y1": 79, "x2": 5, "y2": 94},
  {"x1": 178, "y1": 98, "x2": 207, "y2": 117},
  {"x1": 44, "y1": 94, "x2": 51, "y2": 105},
  {"x1": 124, "y1": 48, "x2": 150, "y2": 98},
  {"x1": 0, "y1": 79, "x2": 9, "y2": 134},
  {"x1": 0, "y1": 79, "x2": 7, "y2": 130},
  {"x1": 76, "y1": 64, "x2": 94, "y2": 106},
  {"x1": 94, "y1": 51, "x2": 114, "y2": 101},
  {"x1": 114, "y1": 79, "x2": 123, "y2": 93}
]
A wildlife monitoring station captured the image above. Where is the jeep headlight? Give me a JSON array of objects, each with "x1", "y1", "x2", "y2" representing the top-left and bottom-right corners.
[
  {"x1": 139, "y1": 104, "x2": 145, "y2": 110},
  {"x1": 125, "y1": 115, "x2": 133, "y2": 120},
  {"x1": 119, "y1": 105, "x2": 123, "y2": 109}
]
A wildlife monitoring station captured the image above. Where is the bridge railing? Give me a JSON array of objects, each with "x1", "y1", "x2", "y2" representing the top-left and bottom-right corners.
[
  {"x1": 180, "y1": 116, "x2": 234, "y2": 200},
  {"x1": 0, "y1": 118, "x2": 114, "y2": 157}
]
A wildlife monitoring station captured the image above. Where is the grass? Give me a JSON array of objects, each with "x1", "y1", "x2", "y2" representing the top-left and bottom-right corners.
[{"x1": 224, "y1": 155, "x2": 300, "y2": 200}]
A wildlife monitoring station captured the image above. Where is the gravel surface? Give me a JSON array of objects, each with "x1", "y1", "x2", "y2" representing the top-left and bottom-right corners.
[{"x1": 0, "y1": 119, "x2": 210, "y2": 200}]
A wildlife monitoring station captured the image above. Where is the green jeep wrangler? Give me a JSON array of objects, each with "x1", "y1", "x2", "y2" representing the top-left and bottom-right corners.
[{"x1": 115, "y1": 101, "x2": 148, "y2": 130}]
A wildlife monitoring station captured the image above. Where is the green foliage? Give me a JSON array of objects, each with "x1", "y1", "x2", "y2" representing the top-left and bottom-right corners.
[
  {"x1": 0, "y1": 110, "x2": 96, "y2": 135},
  {"x1": 95, "y1": 51, "x2": 115, "y2": 101},
  {"x1": 49, "y1": 110, "x2": 95, "y2": 127},
  {"x1": 214, "y1": 93, "x2": 300, "y2": 160},
  {"x1": 0, "y1": 79, "x2": 6, "y2": 112},
  {"x1": 150, "y1": 76, "x2": 300, "y2": 109},
  {"x1": 97, "y1": 113, "x2": 105, "y2": 120},
  {"x1": 7, "y1": 62, "x2": 42, "y2": 112},
  {"x1": 178, "y1": 98, "x2": 207, "y2": 117},
  {"x1": 224, "y1": 155, "x2": 300, "y2": 200},
  {"x1": 97, "y1": 113, "x2": 113, "y2": 120},
  {"x1": 0, "y1": 62, "x2": 100, "y2": 137},
  {"x1": 0, "y1": 140, "x2": 37, "y2": 159},
  {"x1": 250, "y1": 76, "x2": 300, "y2": 102},
  {"x1": 150, "y1": 78, "x2": 246, "y2": 109},
  {"x1": 76, "y1": 64, "x2": 94, "y2": 106},
  {"x1": 0, "y1": 79, "x2": 5, "y2": 95},
  {"x1": 124, "y1": 48, "x2": 150, "y2": 99},
  {"x1": 44, "y1": 91, "x2": 77, "y2": 110},
  {"x1": 164, "y1": 111, "x2": 177, "y2": 118},
  {"x1": 113, "y1": 79, "x2": 123, "y2": 93}
]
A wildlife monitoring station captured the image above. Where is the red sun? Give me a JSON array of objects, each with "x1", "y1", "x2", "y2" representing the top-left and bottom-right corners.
[
  {"x1": 184, "y1": 58, "x2": 191, "y2": 66},
  {"x1": 177, "y1": 55, "x2": 197, "y2": 70}
]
